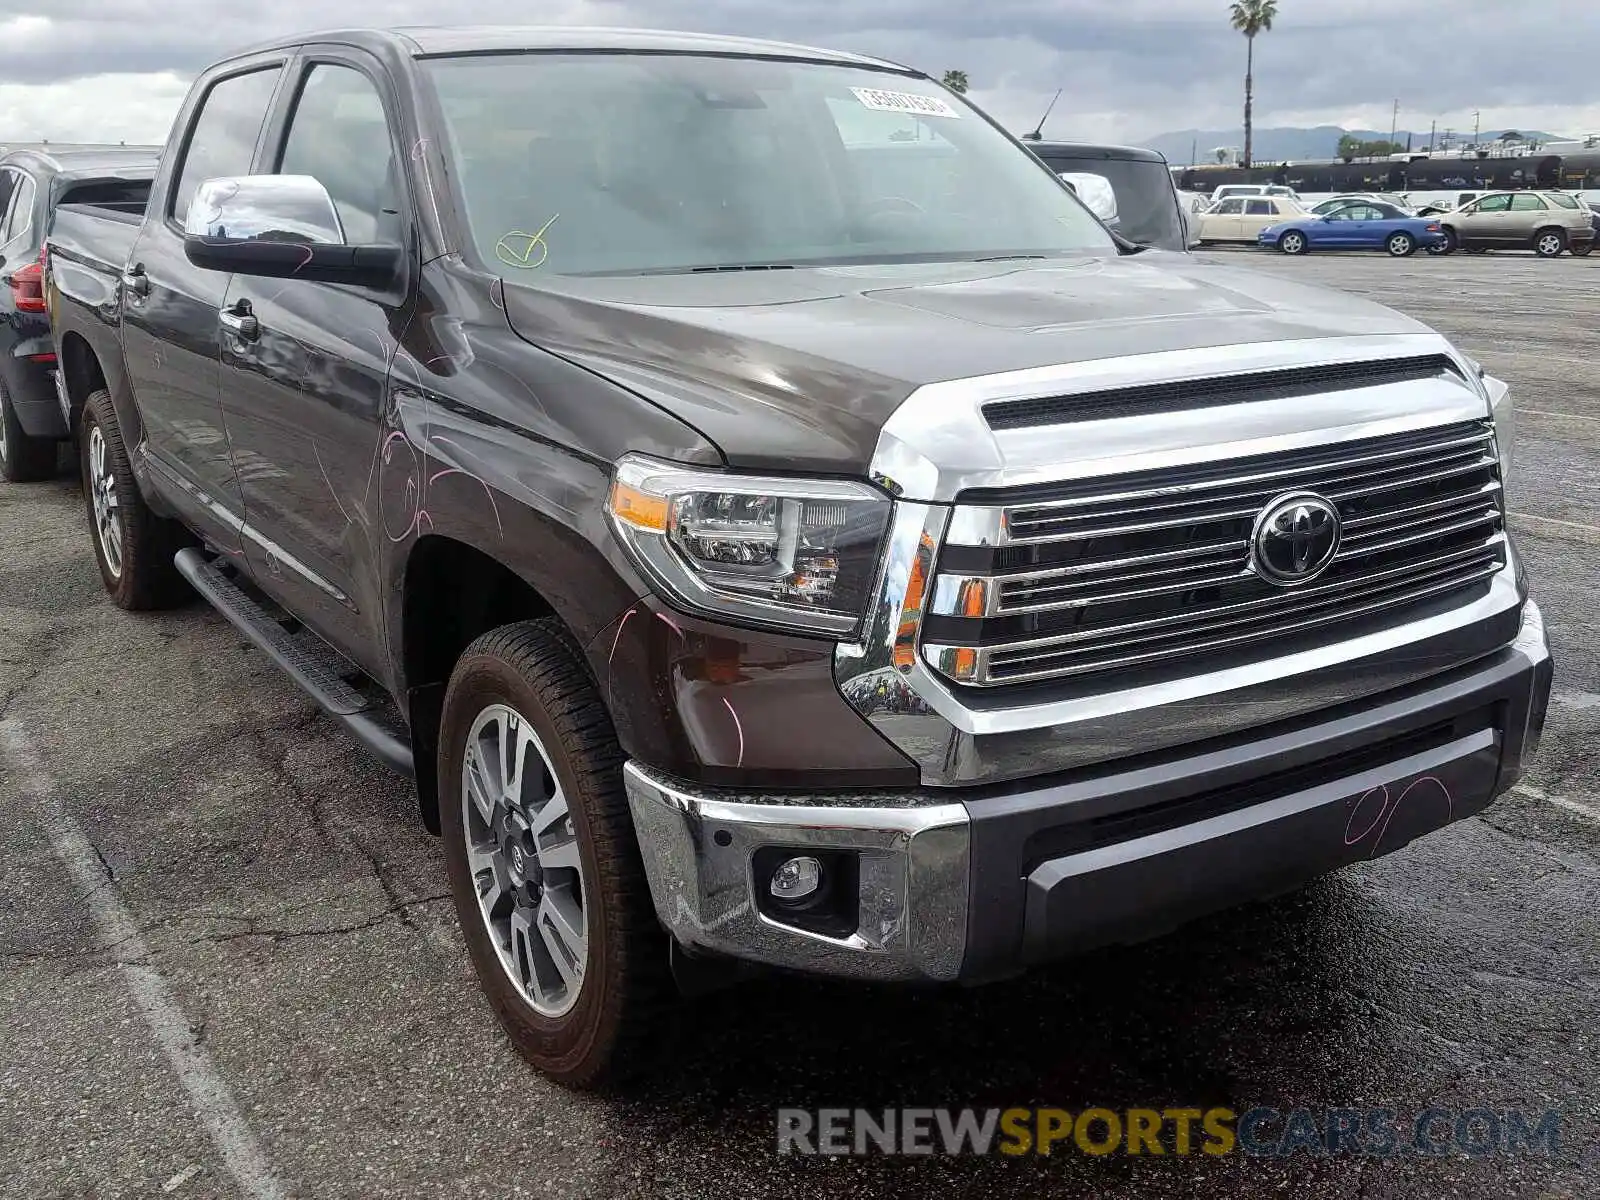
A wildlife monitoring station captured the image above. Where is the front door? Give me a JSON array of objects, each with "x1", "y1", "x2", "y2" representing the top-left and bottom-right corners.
[
  {"x1": 1454, "y1": 193, "x2": 1511, "y2": 247},
  {"x1": 1203, "y1": 197, "x2": 1245, "y2": 240},
  {"x1": 216, "y1": 53, "x2": 414, "y2": 674},
  {"x1": 121, "y1": 62, "x2": 286, "y2": 551}
]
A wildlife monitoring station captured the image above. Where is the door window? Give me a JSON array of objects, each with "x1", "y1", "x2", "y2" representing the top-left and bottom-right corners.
[
  {"x1": 1474, "y1": 194, "x2": 1512, "y2": 213},
  {"x1": 1213, "y1": 199, "x2": 1245, "y2": 214},
  {"x1": 171, "y1": 67, "x2": 284, "y2": 223},
  {"x1": 276, "y1": 64, "x2": 400, "y2": 246},
  {"x1": 1245, "y1": 199, "x2": 1274, "y2": 215},
  {"x1": 1509, "y1": 193, "x2": 1548, "y2": 211},
  {"x1": 0, "y1": 171, "x2": 36, "y2": 255}
]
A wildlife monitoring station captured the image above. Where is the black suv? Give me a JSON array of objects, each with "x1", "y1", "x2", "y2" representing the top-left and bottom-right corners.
[{"x1": 0, "y1": 148, "x2": 156, "y2": 479}]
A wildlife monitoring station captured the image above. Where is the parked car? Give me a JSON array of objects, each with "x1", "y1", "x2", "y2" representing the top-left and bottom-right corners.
[
  {"x1": 1310, "y1": 193, "x2": 1416, "y2": 217},
  {"x1": 1436, "y1": 190, "x2": 1597, "y2": 256},
  {"x1": 1025, "y1": 141, "x2": 1190, "y2": 251},
  {"x1": 1209, "y1": 183, "x2": 1301, "y2": 204},
  {"x1": 1195, "y1": 194, "x2": 1305, "y2": 243},
  {"x1": 0, "y1": 148, "x2": 156, "y2": 480},
  {"x1": 1580, "y1": 199, "x2": 1600, "y2": 256},
  {"x1": 1413, "y1": 190, "x2": 1488, "y2": 217},
  {"x1": 47, "y1": 26, "x2": 1548, "y2": 1087},
  {"x1": 1257, "y1": 201, "x2": 1447, "y2": 256}
]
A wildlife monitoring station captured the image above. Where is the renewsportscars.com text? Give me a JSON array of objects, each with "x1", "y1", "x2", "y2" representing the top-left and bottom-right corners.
[{"x1": 776, "y1": 1106, "x2": 1563, "y2": 1158}]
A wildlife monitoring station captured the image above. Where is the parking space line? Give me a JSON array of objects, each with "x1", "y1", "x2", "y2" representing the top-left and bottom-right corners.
[
  {"x1": 0, "y1": 720, "x2": 291, "y2": 1200},
  {"x1": 1520, "y1": 407, "x2": 1600, "y2": 422},
  {"x1": 1508, "y1": 511, "x2": 1600, "y2": 547},
  {"x1": 1513, "y1": 782, "x2": 1600, "y2": 826}
]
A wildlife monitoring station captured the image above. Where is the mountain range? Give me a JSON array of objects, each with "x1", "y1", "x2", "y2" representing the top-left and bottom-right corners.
[{"x1": 1142, "y1": 125, "x2": 1563, "y2": 164}]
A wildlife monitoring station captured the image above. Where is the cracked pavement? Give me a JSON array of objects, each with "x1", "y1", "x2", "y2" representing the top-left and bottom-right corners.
[{"x1": 1, "y1": 252, "x2": 1598, "y2": 1198}]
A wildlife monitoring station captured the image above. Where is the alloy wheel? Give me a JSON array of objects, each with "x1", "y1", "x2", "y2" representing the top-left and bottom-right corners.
[
  {"x1": 87, "y1": 425, "x2": 123, "y2": 578},
  {"x1": 1536, "y1": 233, "x2": 1564, "y2": 257},
  {"x1": 460, "y1": 702, "x2": 588, "y2": 1017},
  {"x1": 0, "y1": 389, "x2": 9, "y2": 464}
]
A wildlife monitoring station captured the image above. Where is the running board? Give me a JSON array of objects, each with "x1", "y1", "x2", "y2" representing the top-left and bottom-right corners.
[{"x1": 174, "y1": 548, "x2": 414, "y2": 776}]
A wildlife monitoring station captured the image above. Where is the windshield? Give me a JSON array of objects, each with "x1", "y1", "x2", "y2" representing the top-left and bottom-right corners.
[
  {"x1": 424, "y1": 53, "x2": 1115, "y2": 275},
  {"x1": 1034, "y1": 153, "x2": 1184, "y2": 250}
]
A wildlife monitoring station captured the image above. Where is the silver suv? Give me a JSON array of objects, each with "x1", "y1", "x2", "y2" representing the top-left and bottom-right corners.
[{"x1": 1439, "y1": 190, "x2": 1596, "y2": 256}]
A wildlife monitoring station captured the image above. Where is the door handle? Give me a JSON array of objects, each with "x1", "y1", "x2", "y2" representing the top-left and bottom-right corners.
[
  {"x1": 121, "y1": 265, "x2": 149, "y2": 298},
  {"x1": 219, "y1": 301, "x2": 259, "y2": 343}
]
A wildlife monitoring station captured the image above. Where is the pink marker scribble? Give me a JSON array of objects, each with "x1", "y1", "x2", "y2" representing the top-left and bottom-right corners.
[
  {"x1": 608, "y1": 606, "x2": 637, "y2": 670},
  {"x1": 655, "y1": 610, "x2": 686, "y2": 641},
  {"x1": 1344, "y1": 776, "x2": 1454, "y2": 858},
  {"x1": 721, "y1": 697, "x2": 745, "y2": 768}
]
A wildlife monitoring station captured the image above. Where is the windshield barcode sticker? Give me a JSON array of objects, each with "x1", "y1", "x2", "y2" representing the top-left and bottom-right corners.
[{"x1": 850, "y1": 87, "x2": 961, "y2": 118}]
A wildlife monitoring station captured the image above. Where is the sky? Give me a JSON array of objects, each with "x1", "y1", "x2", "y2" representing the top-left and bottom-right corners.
[{"x1": 2, "y1": 1, "x2": 1596, "y2": 147}]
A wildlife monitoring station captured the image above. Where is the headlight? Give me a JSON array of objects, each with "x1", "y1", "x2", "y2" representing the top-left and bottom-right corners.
[
  {"x1": 1456, "y1": 353, "x2": 1512, "y2": 482},
  {"x1": 606, "y1": 454, "x2": 892, "y2": 637},
  {"x1": 1485, "y1": 372, "x2": 1514, "y2": 482}
]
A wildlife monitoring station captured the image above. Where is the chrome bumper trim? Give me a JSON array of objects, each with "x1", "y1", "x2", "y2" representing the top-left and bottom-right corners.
[{"x1": 622, "y1": 763, "x2": 969, "y2": 983}]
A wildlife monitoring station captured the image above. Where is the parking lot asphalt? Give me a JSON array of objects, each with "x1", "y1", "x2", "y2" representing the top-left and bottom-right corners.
[{"x1": 2, "y1": 251, "x2": 1598, "y2": 1200}]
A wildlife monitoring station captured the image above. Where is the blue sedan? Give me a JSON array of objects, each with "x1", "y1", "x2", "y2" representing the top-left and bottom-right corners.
[{"x1": 1257, "y1": 201, "x2": 1448, "y2": 257}]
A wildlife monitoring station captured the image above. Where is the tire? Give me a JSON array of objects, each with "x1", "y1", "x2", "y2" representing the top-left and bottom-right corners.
[
  {"x1": 1439, "y1": 227, "x2": 1459, "y2": 254},
  {"x1": 1277, "y1": 231, "x2": 1308, "y2": 255},
  {"x1": 0, "y1": 377, "x2": 58, "y2": 482},
  {"x1": 1572, "y1": 241, "x2": 1594, "y2": 257},
  {"x1": 1385, "y1": 232, "x2": 1416, "y2": 257},
  {"x1": 439, "y1": 620, "x2": 675, "y2": 1088},
  {"x1": 1533, "y1": 228, "x2": 1566, "y2": 258},
  {"x1": 79, "y1": 389, "x2": 192, "y2": 609}
]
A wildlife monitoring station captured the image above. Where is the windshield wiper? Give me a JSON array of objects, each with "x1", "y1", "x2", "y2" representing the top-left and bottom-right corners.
[{"x1": 972, "y1": 254, "x2": 1049, "y2": 262}]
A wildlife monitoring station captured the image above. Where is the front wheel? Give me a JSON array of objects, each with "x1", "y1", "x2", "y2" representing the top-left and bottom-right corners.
[
  {"x1": 1386, "y1": 232, "x2": 1417, "y2": 257},
  {"x1": 1533, "y1": 228, "x2": 1567, "y2": 258},
  {"x1": 1277, "y1": 231, "x2": 1309, "y2": 255},
  {"x1": 79, "y1": 389, "x2": 192, "y2": 609},
  {"x1": 439, "y1": 620, "x2": 675, "y2": 1087},
  {"x1": 0, "y1": 378, "x2": 58, "y2": 483},
  {"x1": 1438, "y1": 228, "x2": 1459, "y2": 254}
]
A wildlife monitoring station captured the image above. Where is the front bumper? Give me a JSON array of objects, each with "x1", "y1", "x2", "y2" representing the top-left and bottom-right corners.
[{"x1": 624, "y1": 600, "x2": 1551, "y2": 984}]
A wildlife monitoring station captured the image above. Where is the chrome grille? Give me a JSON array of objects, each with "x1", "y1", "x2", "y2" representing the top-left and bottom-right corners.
[{"x1": 923, "y1": 420, "x2": 1506, "y2": 686}]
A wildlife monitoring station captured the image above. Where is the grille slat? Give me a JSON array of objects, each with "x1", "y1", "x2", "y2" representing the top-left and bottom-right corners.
[{"x1": 926, "y1": 419, "x2": 1506, "y2": 686}]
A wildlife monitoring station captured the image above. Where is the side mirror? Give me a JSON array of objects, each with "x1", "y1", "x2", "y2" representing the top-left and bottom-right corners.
[
  {"x1": 1058, "y1": 171, "x2": 1119, "y2": 226},
  {"x1": 182, "y1": 175, "x2": 401, "y2": 288}
]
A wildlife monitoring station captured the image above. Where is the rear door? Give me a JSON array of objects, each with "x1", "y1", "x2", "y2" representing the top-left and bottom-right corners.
[
  {"x1": 1508, "y1": 192, "x2": 1549, "y2": 245},
  {"x1": 120, "y1": 57, "x2": 287, "y2": 553},
  {"x1": 1241, "y1": 198, "x2": 1279, "y2": 238},
  {"x1": 215, "y1": 49, "x2": 415, "y2": 672}
]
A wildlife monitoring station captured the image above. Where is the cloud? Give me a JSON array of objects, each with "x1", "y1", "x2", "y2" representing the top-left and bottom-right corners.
[{"x1": 1, "y1": 0, "x2": 1594, "y2": 145}]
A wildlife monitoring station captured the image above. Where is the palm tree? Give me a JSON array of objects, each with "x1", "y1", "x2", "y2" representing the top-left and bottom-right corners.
[
  {"x1": 1229, "y1": 0, "x2": 1278, "y2": 168},
  {"x1": 941, "y1": 69, "x2": 969, "y2": 95}
]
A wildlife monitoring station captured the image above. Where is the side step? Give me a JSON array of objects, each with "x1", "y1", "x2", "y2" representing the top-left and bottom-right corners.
[{"x1": 174, "y1": 548, "x2": 414, "y2": 777}]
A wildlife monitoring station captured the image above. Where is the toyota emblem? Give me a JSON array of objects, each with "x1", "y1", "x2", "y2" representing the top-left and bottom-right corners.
[{"x1": 1250, "y1": 492, "x2": 1342, "y2": 586}]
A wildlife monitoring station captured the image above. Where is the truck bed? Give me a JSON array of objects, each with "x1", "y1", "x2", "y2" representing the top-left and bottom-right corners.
[{"x1": 48, "y1": 203, "x2": 142, "y2": 274}]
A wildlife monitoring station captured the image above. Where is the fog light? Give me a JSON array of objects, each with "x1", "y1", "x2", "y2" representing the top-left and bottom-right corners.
[{"x1": 769, "y1": 856, "x2": 823, "y2": 901}]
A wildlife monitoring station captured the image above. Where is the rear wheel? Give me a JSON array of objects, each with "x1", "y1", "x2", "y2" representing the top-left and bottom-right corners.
[
  {"x1": 1277, "y1": 230, "x2": 1308, "y2": 255},
  {"x1": 1386, "y1": 232, "x2": 1417, "y2": 257},
  {"x1": 1572, "y1": 241, "x2": 1594, "y2": 257},
  {"x1": 79, "y1": 389, "x2": 192, "y2": 609},
  {"x1": 439, "y1": 621, "x2": 675, "y2": 1087},
  {"x1": 0, "y1": 378, "x2": 58, "y2": 483},
  {"x1": 1533, "y1": 228, "x2": 1566, "y2": 258}
]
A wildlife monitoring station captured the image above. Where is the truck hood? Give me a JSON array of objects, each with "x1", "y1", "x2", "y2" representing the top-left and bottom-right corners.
[{"x1": 500, "y1": 252, "x2": 1433, "y2": 475}]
